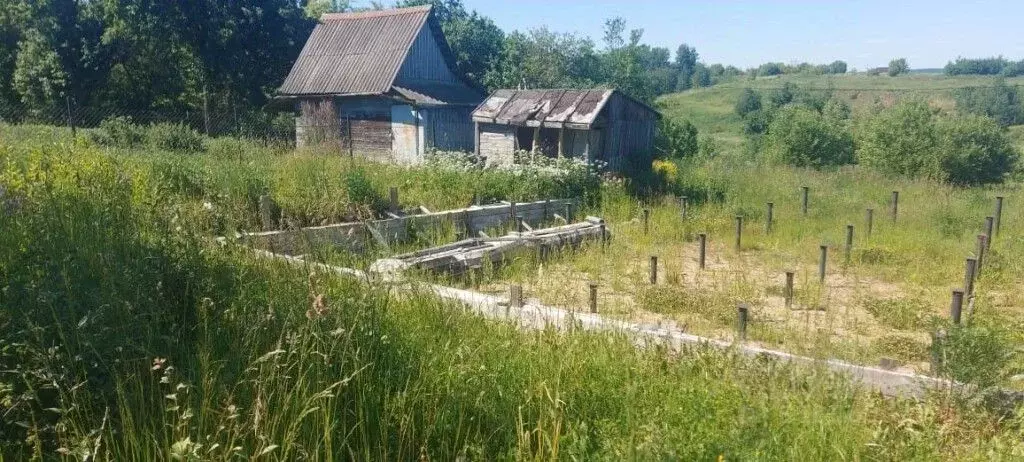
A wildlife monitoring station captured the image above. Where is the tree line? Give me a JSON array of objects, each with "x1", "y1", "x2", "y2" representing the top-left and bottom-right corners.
[{"x1": 945, "y1": 57, "x2": 1024, "y2": 77}]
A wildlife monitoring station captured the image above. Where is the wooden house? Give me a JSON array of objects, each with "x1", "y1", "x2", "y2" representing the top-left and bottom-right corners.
[
  {"x1": 471, "y1": 89, "x2": 662, "y2": 172},
  {"x1": 277, "y1": 5, "x2": 483, "y2": 162}
]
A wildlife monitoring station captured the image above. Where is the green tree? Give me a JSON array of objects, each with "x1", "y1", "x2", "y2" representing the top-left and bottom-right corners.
[
  {"x1": 765, "y1": 106, "x2": 854, "y2": 168},
  {"x1": 952, "y1": 79, "x2": 1023, "y2": 127},
  {"x1": 938, "y1": 114, "x2": 1019, "y2": 185},
  {"x1": 857, "y1": 100, "x2": 941, "y2": 178},
  {"x1": 12, "y1": 29, "x2": 66, "y2": 112},
  {"x1": 888, "y1": 58, "x2": 909, "y2": 76},
  {"x1": 400, "y1": 0, "x2": 503, "y2": 89},
  {"x1": 735, "y1": 88, "x2": 762, "y2": 117},
  {"x1": 674, "y1": 43, "x2": 698, "y2": 90}
]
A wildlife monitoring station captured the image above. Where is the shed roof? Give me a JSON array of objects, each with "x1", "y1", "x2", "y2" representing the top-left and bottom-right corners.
[
  {"x1": 277, "y1": 6, "x2": 479, "y2": 105},
  {"x1": 471, "y1": 89, "x2": 661, "y2": 129}
]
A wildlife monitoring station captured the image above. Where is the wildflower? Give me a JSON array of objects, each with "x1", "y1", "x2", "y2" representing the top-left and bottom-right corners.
[
  {"x1": 202, "y1": 201, "x2": 213, "y2": 210},
  {"x1": 152, "y1": 357, "x2": 167, "y2": 371}
]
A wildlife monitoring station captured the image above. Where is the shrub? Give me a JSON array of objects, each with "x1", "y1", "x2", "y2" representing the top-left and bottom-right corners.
[
  {"x1": 857, "y1": 100, "x2": 1019, "y2": 185},
  {"x1": 937, "y1": 114, "x2": 1019, "y2": 185},
  {"x1": 147, "y1": 122, "x2": 205, "y2": 153},
  {"x1": 952, "y1": 79, "x2": 1023, "y2": 127},
  {"x1": 856, "y1": 100, "x2": 943, "y2": 179},
  {"x1": 652, "y1": 159, "x2": 679, "y2": 185},
  {"x1": 655, "y1": 118, "x2": 698, "y2": 158},
  {"x1": 743, "y1": 109, "x2": 773, "y2": 135},
  {"x1": 735, "y1": 88, "x2": 762, "y2": 117},
  {"x1": 764, "y1": 106, "x2": 854, "y2": 168},
  {"x1": 936, "y1": 325, "x2": 1016, "y2": 389},
  {"x1": 888, "y1": 58, "x2": 909, "y2": 76},
  {"x1": 94, "y1": 116, "x2": 145, "y2": 148}
]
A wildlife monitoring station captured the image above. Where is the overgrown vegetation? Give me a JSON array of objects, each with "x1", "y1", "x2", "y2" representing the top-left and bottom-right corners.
[{"x1": 8, "y1": 128, "x2": 1024, "y2": 460}]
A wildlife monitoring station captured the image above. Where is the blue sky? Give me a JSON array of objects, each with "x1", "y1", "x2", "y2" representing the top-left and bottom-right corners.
[{"x1": 385, "y1": 1, "x2": 1024, "y2": 70}]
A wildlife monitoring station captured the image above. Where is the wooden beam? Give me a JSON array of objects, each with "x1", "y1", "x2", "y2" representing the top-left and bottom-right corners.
[
  {"x1": 557, "y1": 128, "x2": 565, "y2": 158},
  {"x1": 531, "y1": 126, "x2": 541, "y2": 157},
  {"x1": 474, "y1": 121, "x2": 480, "y2": 156}
]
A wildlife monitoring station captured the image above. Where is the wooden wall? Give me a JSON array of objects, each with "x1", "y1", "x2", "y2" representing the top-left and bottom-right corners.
[
  {"x1": 423, "y1": 106, "x2": 475, "y2": 152},
  {"x1": 396, "y1": 26, "x2": 460, "y2": 84},
  {"x1": 478, "y1": 123, "x2": 516, "y2": 165},
  {"x1": 602, "y1": 92, "x2": 658, "y2": 172}
]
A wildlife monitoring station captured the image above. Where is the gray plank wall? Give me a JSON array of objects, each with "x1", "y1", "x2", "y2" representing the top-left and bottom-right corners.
[
  {"x1": 604, "y1": 93, "x2": 657, "y2": 172},
  {"x1": 396, "y1": 26, "x2": 460, "y2": 84},
  {"x1": 425, "y1": 107, "x2": 475, "y2": 152}
]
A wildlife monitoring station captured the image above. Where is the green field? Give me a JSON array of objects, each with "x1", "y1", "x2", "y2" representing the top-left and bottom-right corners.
[{"x1": 5, "y1": 72, "x2": 1024, "y2": 459}]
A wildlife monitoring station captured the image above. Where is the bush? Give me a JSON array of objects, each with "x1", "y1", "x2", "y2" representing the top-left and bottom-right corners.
[
  {"x1": 953, "y1": 79, "x2": 1023, "y2": 127},
  {"x1": 147, "y1": 122, "x2": 205, "y2": 153},
  {"x1": 856, "y1": 100, "x2": 943, "y2": 179},
  {"x1": 743, "y1": 109, "x2": 773, "y2": 135},
  {"x1": 94, "y1": 116, "x2": 146, "y2": 148},
  {"x1": 655, "y1": 118, "x2": 698, "y2": 158},
  {"x1": 735, "y1": 88, "x2": 762, "y2": 117},
  {"x1": 938, "y1": 114, "x2": 1019, "y2": 185},
  {"x1": 764, "y1": 106, "x2": 854, "y2": 168},
  {"x1": 857, "y1": 100, "x2": 1019, "y2": 185}
]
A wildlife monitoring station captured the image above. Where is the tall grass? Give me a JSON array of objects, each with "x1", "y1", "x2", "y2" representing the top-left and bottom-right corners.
[{"x1": 4, "y1": 131, "x2": 1024, "y2": 459}]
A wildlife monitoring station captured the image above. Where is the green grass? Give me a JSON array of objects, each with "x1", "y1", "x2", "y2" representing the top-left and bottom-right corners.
[{"x1": 5, "y1": 127, "x2": 1024, "y2": 459}]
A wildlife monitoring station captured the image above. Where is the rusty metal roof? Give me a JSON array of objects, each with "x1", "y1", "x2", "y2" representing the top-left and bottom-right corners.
[
  {"x1": 278, "y1": 5, "x2": 479, "y2": 105},
  {"x1": 471, "y1": 89, "x2": 658, "y2": 128}
]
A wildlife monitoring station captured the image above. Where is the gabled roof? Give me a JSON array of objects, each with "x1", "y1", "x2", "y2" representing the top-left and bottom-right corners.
[
  {"x1": 471, "y1": 89, "x2": 661, "y2": 129},
  {"x1": 277, "y1": 6, "x2": 480, "y2": 105}
]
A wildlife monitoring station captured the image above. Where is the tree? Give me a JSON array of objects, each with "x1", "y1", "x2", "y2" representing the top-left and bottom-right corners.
[
  {"x1": 12, "y1": 29, "x2": 66, "y2": 112},
  {"x1": 953, "y1": 79, "x2": 1023, "y2": 127},
  {"x1": 674, "y1": 43, "x2": 698, "y2": 90},
  {"x1": 938, "y1": 114, "x2": 1019, "y2": 185},
  {"x1": 857, "y1": 100, "x2": 941, "y2": 178},
  {"x1": 888, "y1": 58, "x2": 909, "y2": 76},
  {"x1": 826, "y1": 60, "x2": 848, "y2": 74},
  {"x1": 765, "y1": 106, "x2": 854, "y2": 168},
  {"x1": 690, "y1": 63, "x2": 712, "y2": 88},
  {"x1": 735, "y1": 88, "x2": 762, "y2": 117}
]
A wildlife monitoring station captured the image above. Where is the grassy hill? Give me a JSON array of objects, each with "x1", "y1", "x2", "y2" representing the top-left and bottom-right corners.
[{"x1": 657, "y1": 73, "x2": 1024, "y2": 152}]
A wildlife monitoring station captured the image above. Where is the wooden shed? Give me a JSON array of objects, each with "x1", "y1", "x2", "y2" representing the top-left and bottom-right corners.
[
  {"x1": 277, "y1": 6, "x2": 483, "y2": 162},
  {"x1": 471, "y1": 89, "x2": 661, "y2": 172}
]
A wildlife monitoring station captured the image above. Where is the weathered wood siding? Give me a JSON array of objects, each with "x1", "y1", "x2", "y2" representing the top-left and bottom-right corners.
[
  {"x1": 423, "y1": 106, "x2": 475, "y2": 152},
  {"x1": 602, "y1": 92, "x2": 657, "y2": 172},
  {"x1": 396, "y1": 27, "x2": 460, "y2": 84},
  {"x1": 479, "y1": 123, "x2": 516, "y2": 165}
]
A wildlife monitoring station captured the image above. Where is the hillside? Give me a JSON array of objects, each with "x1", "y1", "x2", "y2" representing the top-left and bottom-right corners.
[{"x1": 657, "y1": 74, "x2": 1024, "y2": 152}]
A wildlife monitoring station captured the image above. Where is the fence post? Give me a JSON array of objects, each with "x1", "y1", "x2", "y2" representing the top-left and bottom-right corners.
[
  {"x1": 865, "y1": 208, "x2": 874, "y2": 238},
  {"x1": 976, "y1": 234, "x2": 987, "y2": 276},
  {"x1": 890, "y1": 191, "x2": 899, "y2": 222},
  {"x1": 516, "y1": 215, "x2": 525, "y2": 233},
  {"x1": 734, "y1": 216, "x2": 743, "y2": 251},
  {"x1": 964, "y1": 258, "x2": 977, "y2": 296},
  {"x1": 589, "y1": 282, "x2": 598, "y2": 313},
  {"x1": 766, "y1": 202, "x2": 774, "y2": 234},
  {"x1": 563, "y1": 202, "x2": 572, "y2": 222},
  {"x1": 649, "y1": 256, "x2": 658, "y2": 284},
  {"x1": 950, "y1": 289, "x2": 964, "y2": 325},
  {"x1": 680, "y1": 196, "x2": 688, "y2": 219},
  {"x1": 818, "y1": 245, "x2": 828, "y2": 283},
  {"x1": 994, "y1": 196, "x2": 1004, "y2": 236},
  {"x1": 784, "y1": 271, "x2": 794, "y2": 308},
  {"x1": 509, "y1": 284, "x2": 523, "y2": 309},
  {"x1": 736, "y1": 304, "x2": 749, "y2": 341},
  {"x1": 643, "y1": 208, "x2": 650, "y2": 235},
  {"x1": 389, "y1": 187, "x2": 399, "y2": 214},
  {"x1": 698, "y1": 233, "x2": 707, "y2": 269},
  {"x1": 65, "y1": 95, "x2": 76, "y2": 137},
  {"x1": 984, "y1": 216, "x2": 994, "y2": 250},
  {"x1": 509, "y1": 201, "x2": 517, "y2": 227},
  {"x1": 844, "y1": 224, "x2": 854, "y2": 265},
  {"x1": 801, "y1": 186, "x2": 809, "y2": 216}
]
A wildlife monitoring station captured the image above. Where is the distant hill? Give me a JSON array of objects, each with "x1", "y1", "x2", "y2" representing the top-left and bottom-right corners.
[{"x1": 656, "y1": 73, "x2": 1024, "y2": 153}]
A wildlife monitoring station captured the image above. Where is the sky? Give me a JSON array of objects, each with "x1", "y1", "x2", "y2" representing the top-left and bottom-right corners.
[{"x1": 411, "y1": 0, "x2": 1024, "y2": 71}]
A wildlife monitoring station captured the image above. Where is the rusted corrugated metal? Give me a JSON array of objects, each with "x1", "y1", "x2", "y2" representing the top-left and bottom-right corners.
[{"x1": 471, "y1": 89, "x2": 658, "y2": 129}]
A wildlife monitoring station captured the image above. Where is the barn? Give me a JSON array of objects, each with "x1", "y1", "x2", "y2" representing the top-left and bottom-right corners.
[
  {"x1": 277, "y1": 5, "x2": 483, "y2": 162},
  {"x1": 471, "y1": 89, "x2": 662, "y2": 172}
]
